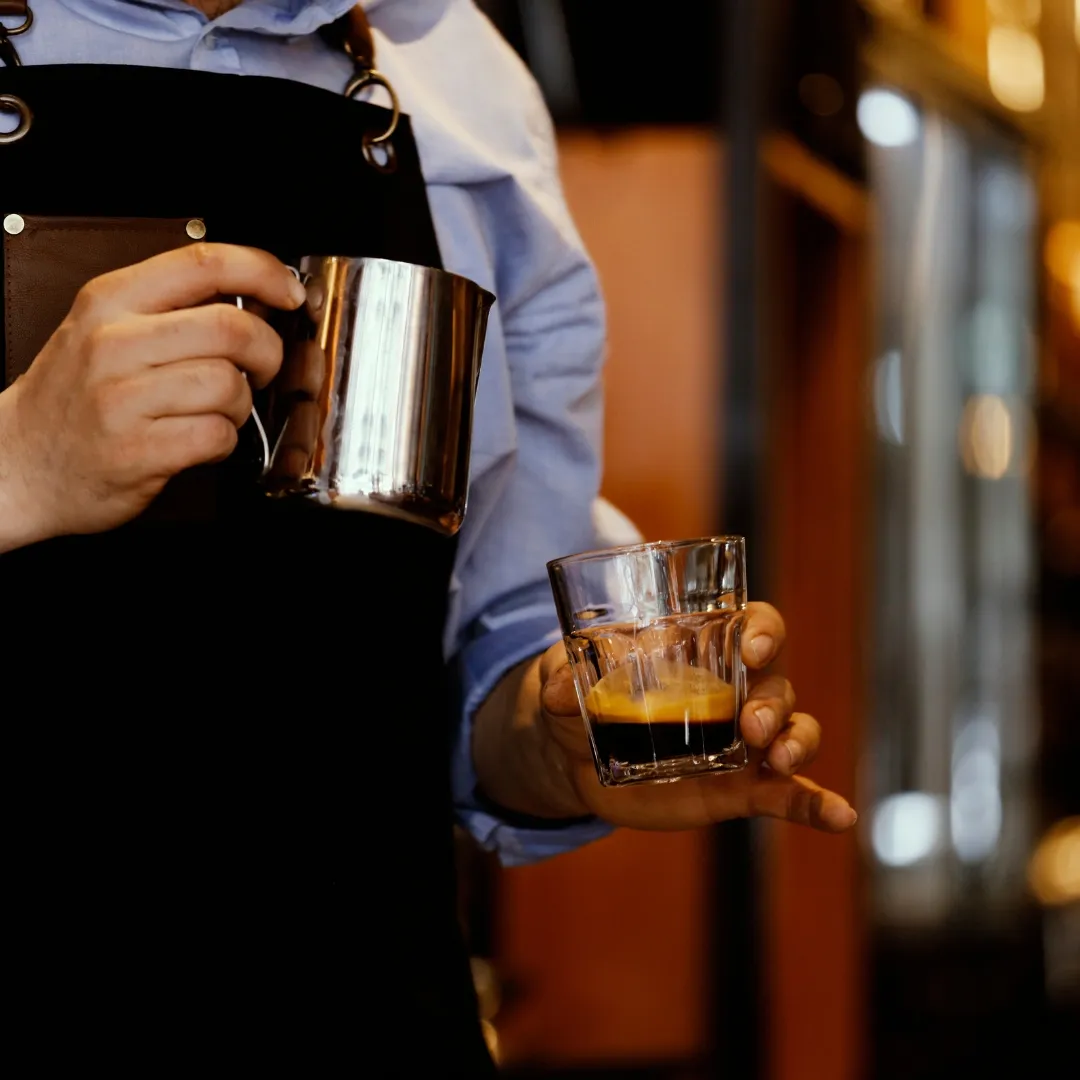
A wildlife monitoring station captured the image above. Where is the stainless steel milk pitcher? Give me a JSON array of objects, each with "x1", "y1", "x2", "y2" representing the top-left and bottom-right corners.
[{"x1": 255, "y1": 257, "x2": 494, "y2": 536}]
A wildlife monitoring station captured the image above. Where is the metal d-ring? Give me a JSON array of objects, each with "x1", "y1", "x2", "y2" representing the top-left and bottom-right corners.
[
  {"x1": 0, "y1": 94, "x2": 31, "y2": 144},
  {"x1": 361, "y1": 132, "x2": 397, "y2": 173},
  {"x1": 2, "y1": 8, "x2": 33, "y2": 35},
  {"x1": 345, "y1": 68, "x2": 400, "y2": 174}
]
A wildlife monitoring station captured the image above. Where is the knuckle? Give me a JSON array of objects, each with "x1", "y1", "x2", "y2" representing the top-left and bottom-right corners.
[
  {"x1": 204, "y1": 413, "x2": 237, "y2": 447},
  {"x1": 188, "y1": 242, "x2": 222, "y2": 274},
  {"x1": 205, "y1": 358, "x2": 244, "y2": 400},
  {"x1": 83, "y1": 323, "x2": 117, "y2": 361},
  {"x1": 212, "y1": 305, "x2": 255, "y2": 355},
  {"x1": 71, "y1": 276, "x2": 112, "y2": 320},
  {"x1": 210, "y1": 417, "x2": 240, "y2": 457},
  {"x1": 175, "y1": 415, "x2": 236, "y2": 468},
  {"x1": 787, "y1": 786, "x2": 819, "y2": 828}
]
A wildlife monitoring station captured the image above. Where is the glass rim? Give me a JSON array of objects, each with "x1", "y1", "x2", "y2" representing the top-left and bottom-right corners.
[{"x1": 547, "y1": 535, "x2": 745, "y2": 571}]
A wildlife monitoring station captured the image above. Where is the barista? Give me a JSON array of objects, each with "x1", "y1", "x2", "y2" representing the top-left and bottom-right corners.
[{"x1": 0, "y1": 0, "x2": 856, "y2": 1071}]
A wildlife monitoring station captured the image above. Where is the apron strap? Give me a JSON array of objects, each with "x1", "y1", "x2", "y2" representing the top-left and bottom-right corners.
[
  {"x1": 322, "y1": 5, "x2": 401, "y2": 172},
  {"x1": 1, "y1": 3, "x2": 396, "y2": 159},
  {"x1": 341, "y1": 5, "x2": 376, "y2": 71},
  {"x1": 0, "y1": 0, "x2": 31, "y2": 68}
]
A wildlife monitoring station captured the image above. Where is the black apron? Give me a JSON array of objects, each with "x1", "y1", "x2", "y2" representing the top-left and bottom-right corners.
[{"x1": 1, "y1": 15, "x2": 495, "y2": 1076}]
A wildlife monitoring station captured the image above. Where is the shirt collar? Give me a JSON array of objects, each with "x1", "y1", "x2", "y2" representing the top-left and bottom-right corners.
[{"x1": 53, "y1": 0, "x2": 365, "y2": 40}]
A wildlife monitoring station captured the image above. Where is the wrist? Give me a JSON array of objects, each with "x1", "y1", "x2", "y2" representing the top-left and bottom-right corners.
[{"x1": 0, "y1": 385, "x2": 54, "y2": 553}]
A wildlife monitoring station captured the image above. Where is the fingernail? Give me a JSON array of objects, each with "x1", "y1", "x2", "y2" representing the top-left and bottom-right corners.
[
  {"x1": 753, "y1": 706, "x2": 778, "y2": 742},
  {"x1": 749, "y1": 635, "x2": 775, "y2": 664},
  {"x1": 783, "y1": 740, "x2": 804, "y2": 771},
  {"x1": 288, "y1": 276, "x2": 307, "y2": 306},
  {"x1": 830, "y1": 805, "x2": 858, "y2": 830}
]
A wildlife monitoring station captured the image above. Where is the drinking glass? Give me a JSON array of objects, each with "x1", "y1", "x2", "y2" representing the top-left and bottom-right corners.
[{"x1": 548, "y1": 537, "x2": 748, "y2": 786}]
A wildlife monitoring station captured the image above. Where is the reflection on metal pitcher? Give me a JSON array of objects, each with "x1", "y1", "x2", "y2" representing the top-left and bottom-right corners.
[{"x1": 260, "y1": 257, "x2": 494, "y2": 536}]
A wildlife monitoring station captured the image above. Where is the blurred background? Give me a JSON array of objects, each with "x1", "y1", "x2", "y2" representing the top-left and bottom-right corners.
[{"x1": 454, "y1": 2, "x2": 1080, "y2": 1077}]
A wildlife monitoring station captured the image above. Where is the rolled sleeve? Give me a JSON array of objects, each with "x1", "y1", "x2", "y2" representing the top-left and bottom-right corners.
[
  {"x1": 450, "y1": 602, "x2": 614, "y2": 867},
  {"x1": 421, "y1": 8, "x2": 625, "y2": 866}
]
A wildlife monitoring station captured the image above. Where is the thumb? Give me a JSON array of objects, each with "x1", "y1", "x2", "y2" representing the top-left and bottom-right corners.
[
  {"x1": 539, "y1": 639, "x2": 569, "y2": 684},
  {"x1": 539, "y1": 643, "x2": 579, "y2": 717}
]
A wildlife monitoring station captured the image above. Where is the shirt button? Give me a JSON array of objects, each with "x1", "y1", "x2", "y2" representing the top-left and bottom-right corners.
[{"x1": 205, "y1": 33, "x2": 218, "y2": 50}]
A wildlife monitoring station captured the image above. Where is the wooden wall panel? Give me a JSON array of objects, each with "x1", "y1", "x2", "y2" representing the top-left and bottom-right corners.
[
  {"x1": 563, "y1": 128, "x2": 726, "y2": 543},
  {"x1": 761, "y1": 138, "x2": 870, "y2": 1080}
]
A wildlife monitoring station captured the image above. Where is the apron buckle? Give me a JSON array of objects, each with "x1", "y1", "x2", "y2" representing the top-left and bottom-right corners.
[{"x1": 0, "y1": 4, "x2": 33, "y2": 68}]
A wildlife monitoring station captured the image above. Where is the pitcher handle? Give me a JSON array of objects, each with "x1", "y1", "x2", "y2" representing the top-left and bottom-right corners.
[{"x1": 236, "y1": 264, "x2": 303, "y2": 476}]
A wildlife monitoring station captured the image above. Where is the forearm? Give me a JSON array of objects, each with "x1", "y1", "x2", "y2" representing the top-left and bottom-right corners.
[{"x1": 471, "y1": 655, "x2": 589, "y2": 821}]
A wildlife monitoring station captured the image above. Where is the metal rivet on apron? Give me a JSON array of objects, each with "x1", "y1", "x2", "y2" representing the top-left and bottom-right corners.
[
  {"x1": 3, "y1": 213, "x2": 25, "y2": 236},
  {"x1": 186, "y1": 218, "x2": 207, "y2": 240}
]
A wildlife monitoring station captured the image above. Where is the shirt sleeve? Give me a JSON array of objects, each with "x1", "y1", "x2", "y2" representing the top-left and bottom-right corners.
[
  {"x1": 378, "y1": 0, "x2": 630, "y2": 864},
  {"x1": 450, "y1": 499, "x2": 645, "y2": 867}
]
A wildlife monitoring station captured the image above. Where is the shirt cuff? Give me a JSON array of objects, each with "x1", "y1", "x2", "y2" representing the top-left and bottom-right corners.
[{"x1": 451, "y1": 613, "x2": 614, "y2": 867}]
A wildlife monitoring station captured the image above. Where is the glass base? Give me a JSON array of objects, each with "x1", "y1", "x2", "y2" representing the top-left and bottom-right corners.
[{"x1": 596, "y1": 740, "x2": 748, "y2": 787}]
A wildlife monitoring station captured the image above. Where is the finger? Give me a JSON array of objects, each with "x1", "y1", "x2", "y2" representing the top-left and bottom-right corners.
[
  {"x1": 740, "y1": 674, "x2": 796, "y2": 748},
  {"x1": 238, "y1": 298, "x2": 272, "y2": 322},
  {"x1": 272, "y1": 401, "x2": 321, "y2": 477},
  {"x1": 764, "y1": 711, "x2": 821, "y2": 776},
  {"x1": 540, "y1": 656, "x2": 579, "y2": 717},
  {"x1": 128, "y1": 359, "x2": 253, "y2": 429},
  {"x1": 102, "y1": 306, "x2": 285, "y2": 387},
  {"x1": 147, "y1": 414, "x2": 240, "y2": 476},
  {"x1": 81, "y1": 244, "x2": 306, "y2": 317},
  {"x1": 277, "y1": 340, "x2": 327, "y2": 398},
  {"x1": 742, "y1": 773, "x2": 857, "y2": 833},
  {"x1": 741, "y1": 601, "x2": 787, "y2": 668}
]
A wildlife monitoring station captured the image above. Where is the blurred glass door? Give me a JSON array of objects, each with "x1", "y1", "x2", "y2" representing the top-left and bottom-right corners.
[{"x1": 860, "y1": 80, "x2": 1070, "y2": 1075}]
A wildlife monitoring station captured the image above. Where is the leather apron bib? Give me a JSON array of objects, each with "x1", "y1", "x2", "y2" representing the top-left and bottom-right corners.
[{"x1": 1, "y1": 11, "x2": 494, "y2": 1075}]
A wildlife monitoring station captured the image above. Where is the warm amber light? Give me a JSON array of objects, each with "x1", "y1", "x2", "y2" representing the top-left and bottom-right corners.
[
  {"x1": 1044, "y1": 220, "x2": 1080, "y2": 287},
  {"x1": 480, "y1": 1019, "x2": 501, "y2": 1064},
  {"x1": 960, "y1": 395, "x2": 1014, "y2": 479},
  {"x1": 987, "y1": 25, "x2": 1045, "y2": 111},
  {"x1": 1046, "y1": 221, "x2": 1080, "y2": 329},
  {"x1": 1028, "y1": 818, "x2": 1080, "y2": 906},
  {"x1": 987, "y1": 0, "x2": 1041, "y2": 26}
]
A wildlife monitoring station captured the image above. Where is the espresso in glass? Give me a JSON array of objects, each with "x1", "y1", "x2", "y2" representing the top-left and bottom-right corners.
[
  {"x1": 549, "y1": 536, "x2": 748, "y2": 787},
  {"x1": 565, "y1": 611, "x2": 744, "y2": 785}
]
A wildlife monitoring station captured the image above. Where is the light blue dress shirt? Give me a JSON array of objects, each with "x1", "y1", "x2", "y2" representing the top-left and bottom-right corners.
[{"x1": 7, "y1": 0, "x2": 617, "y2": 864}]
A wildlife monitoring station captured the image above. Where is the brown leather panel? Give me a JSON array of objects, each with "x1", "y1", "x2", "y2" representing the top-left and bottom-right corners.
[
  {"x1": 3, "y1": 215, "x2": 198, "y2": 385},
  {"x1": 342, "y1": 4, "x2": 375, "y2": 69},
  {"x1": 319, "y1": 4, "x2": 376, "y2": 71},
  {"x1": 0, "y1": 2, "x2": 28, "y2": 19}
]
